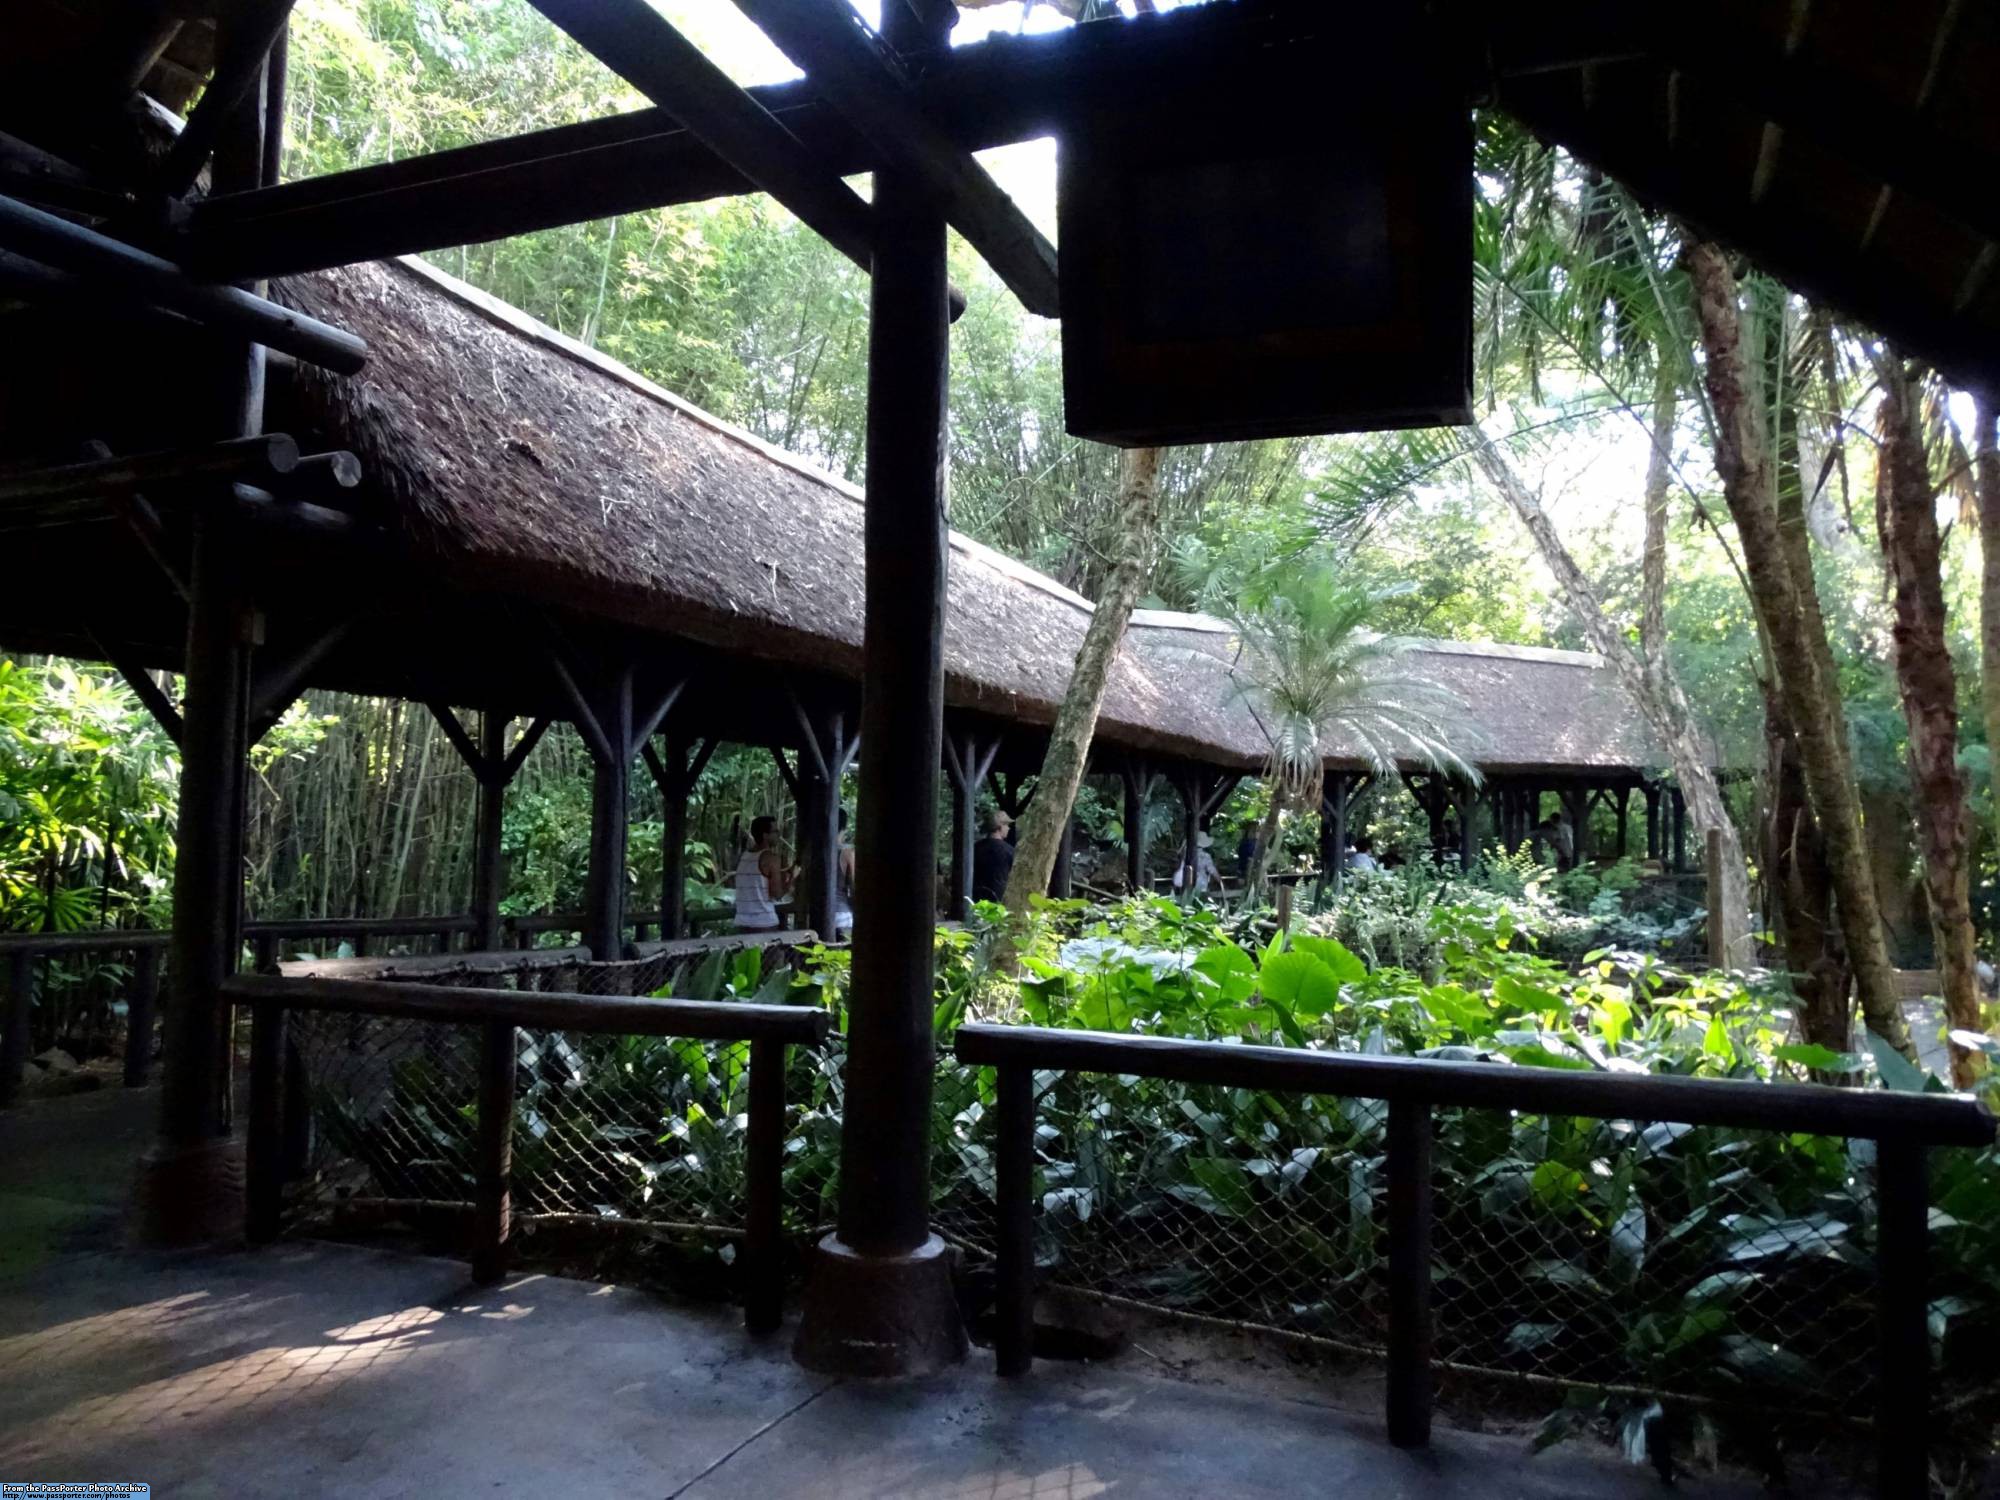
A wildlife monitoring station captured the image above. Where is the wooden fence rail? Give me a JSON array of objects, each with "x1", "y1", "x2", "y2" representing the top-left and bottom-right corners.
[
  {"x1": 952, "y1": 1022, "x2": 1995, "y2": 1500},
  {"x1": 224, "y1": 972, "x2": 829, "y2": 1332}
]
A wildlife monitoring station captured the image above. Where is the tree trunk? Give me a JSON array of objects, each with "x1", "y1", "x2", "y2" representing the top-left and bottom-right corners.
[
  {"x1": 1684, "y1": 241, "x2": 1909, "y2": 1053},
  {"x1": 1640, "y1": 361, "x2": 1678, "y2": 696},
  {"x1": 1471, "y1": 440, "x2": 1752, "y2": 966},
  {"x1": 1241, "y1": 780, "x2": 1286, "y2": 899},
  {"x1": 1762, "y1": 680, "x2": 1852, "y2": 1052},
  {"x1": 1875, "y1": 354, "x2": 1979, "y2": 1085},
  {"x1": 1977, "y1": 392, "x2": 2000, "y2": 857},
  {"x1": 1003, "y1": 446, "x2": 1165, "y2": 911}
]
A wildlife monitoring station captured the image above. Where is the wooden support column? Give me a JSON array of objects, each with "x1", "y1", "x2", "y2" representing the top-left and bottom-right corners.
[
  {"x1": 795, "y1": 0, "x2": 965, "y2": 1377},
  {"x1": 1317, "y1": 772, "x2": 1350, "y2": 905},
  {"x1": 585, "y1": 672, "x2": 633, "y2": 960},
  {"x1": 432, "y1": 707, "x2": 552, "y2": 951},
  {"x1": 1644, "y1": 779, "x2": 1663, "y2": 861},
  {"x1": 1049, "y1": 811, "x2": 1075, "y2": 899},
  {"x1": 1560, "y1": 786, "x2": 1592, "y2": 871},
  {"x1": 1177, "y1": 770, "x2": 1204, "y2": 899},
  {"x1": 472, "y1": 713, "x2": 508, "y2": 950},
  {"x1": 1670, "y1": 786, "x2": 1688, "y2": 874},
  {"x1": 791, "y1": 699, "x2": 860, "y2": 940},
  {"x1": 551, "y1": 650, "x2": 682, "y2": 961},
  {"x1": 1, "y1": 950, "x2": 32, "y2": 1108},
  {"x1": 1614, "y1": 786, "x2": 1632, "y2": 858},
  {"x1": 1120, "y1": 763, "x2": 1156, "y2": 895},
  {"x1": 643, "y1": 734, "x2": 717, "y2": 940},
  {"x1": 942, "y1": 725, "x2": 999, "y2": 921},
  {"x1": 134, "y1": 30, "x2": 272, "y2": 1244}
]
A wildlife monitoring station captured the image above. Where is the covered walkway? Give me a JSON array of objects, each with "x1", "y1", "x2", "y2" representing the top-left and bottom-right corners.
[{"x1": 0, "y1": 1087, "x2": 1775, "y2": 1500}]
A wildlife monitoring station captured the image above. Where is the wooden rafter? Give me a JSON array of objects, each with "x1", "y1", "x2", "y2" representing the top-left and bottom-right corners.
[{"x1": 729, "y1": 0, "x2": 1058, "y2": 317}]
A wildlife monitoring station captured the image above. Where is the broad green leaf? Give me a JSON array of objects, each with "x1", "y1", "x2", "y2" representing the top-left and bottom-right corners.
[
  {"x1": 1867, "y1": 1032, "x2": 1931, "y2": 1093},
  {"x1": 1290, "y1": 934, "x2": 1365, "y2": 984}
]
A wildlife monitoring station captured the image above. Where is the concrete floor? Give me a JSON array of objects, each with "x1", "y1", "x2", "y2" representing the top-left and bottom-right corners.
[{"x1": 1, "y1": 1088, "x2": 1784, "y2": 1499}]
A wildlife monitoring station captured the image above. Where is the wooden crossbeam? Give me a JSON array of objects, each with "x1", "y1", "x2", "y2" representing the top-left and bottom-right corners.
[
  {"x1": 159, "y1": 0, "x2": 296, "y2": 197},
  {"x1": 729, "y1": 0, "x2": 1059, "y2": 317},
  {"x1": 530, "y1": 0, "x2": 875, "y2": 276}
]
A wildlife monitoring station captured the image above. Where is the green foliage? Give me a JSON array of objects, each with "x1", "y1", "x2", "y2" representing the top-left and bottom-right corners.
[{"x1": 0, "y1": 659, "x2": 179, "y2": 931}]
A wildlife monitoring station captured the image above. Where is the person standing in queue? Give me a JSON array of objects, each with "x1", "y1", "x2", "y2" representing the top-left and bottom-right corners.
[
  {"x1": 734, "y1": 814, "x2": 791, "y2": 933},
  {"x1": 971, "y1": 810, "x2": 1015, "y2": 904}
]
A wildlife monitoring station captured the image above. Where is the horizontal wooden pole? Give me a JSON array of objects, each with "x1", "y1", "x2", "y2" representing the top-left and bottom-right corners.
[
  {"x1": 224, "y1": 972, "x2": 832, "y2": 1045},
  {"x1": 0, "y1": 193, "x2": 367, "y2": 372},
  {"x1": 0, "y1": 434, "x2": 299, "y2": 508},
  {"x1": 732, "y1": 0, "x2": 1058, "y2": 316},
  {"x1": 952, "y1": 1024, "x2": 1997, "y2": 1147},
  {"x1": 179, "y1": 1, "x2": 1292, "y2": 283}
]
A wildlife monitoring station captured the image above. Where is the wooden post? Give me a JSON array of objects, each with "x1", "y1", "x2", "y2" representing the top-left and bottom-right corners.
[
  {"x1": 994, "y1": 1061, "x2": 1035, "y2": 1377},
  {"x1": 1875, "y1": 1139, "x2": 1929, "y2": 1499},
  {"x1": 1178, "y1": 771, "x2": 1203, "y2": 901},
  {"x1": 1670, "y1": 786, "x2": 1688, "y2": 873},
  {"x1": 744, "y1": 1035, "x2": 786, "y2": 1334},
  {"x1": 1614, "y1": 786, "x2": 1631, "y2": 858},
  {"x1": 140, "y1": 30, "x2": 270, "y2": 1240},
  {"x1": 472, "y1": 1020, "x2": 516, "y2": 1284},
  {"x1": 1705, "y1": 827, "x2": 1728, "y2": 970},
  {"x1": 1644, "y1": 780, "x2": 1662, "y2": 862},
  {"x1": 1386, "y1": 1096, "x2": 1433, "y2": 1449},
  {"x1": 944, "y1": 731, "x2": 977, "y2": 922},
  {"x1": 1122, "y1": 765, "x2": 1148, "y2": 894},
  {"x1": 584, "y1": 666, "x2": 633, "y2": 961},
  {"x1": 1322, "y1": 773, "x2": 1349, "y2": 902},
  {"x1": 124, "y1": 943, "x2": 160, "y2": 1087},
  {"x1": 245, "y1": 999, "x2": 285, "y2": 1244},
  {"x1": 1, "y1": 948, "x2": 34, "y2": 1106},
  {"x1": 1049, "y1": 813, "x2": 1074, "y2": 900},
  {"x1": 473, "y1": 712, "x2": 507, "y2": 951},
  {"x1": 152, "y1": 511, "x2": 253, "y2": 1178},
  {"x1": 794, "y1": 0, "x2": 966, "y2": 1376},
  {"x1": 1274, "y1": 880, "x2": 1294, "y2": 938}
]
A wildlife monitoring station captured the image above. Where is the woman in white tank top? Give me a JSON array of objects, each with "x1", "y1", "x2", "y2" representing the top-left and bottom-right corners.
[{"x1": 734, "y1": 814, "x2": 786, "y2": 932}]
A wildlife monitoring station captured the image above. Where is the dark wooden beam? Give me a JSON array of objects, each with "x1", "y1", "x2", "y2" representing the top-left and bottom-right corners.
[
  {"x1": 528, "y1": 0, "x2": 876, "y2": 276},
  {"x1": 0, "y1": 434, "x2": 299, "y2": 510},
  {"x1": 109, "y1": 653, "x2": 183, "y2": 746},
  {"x1": 0, "y1": 193, "x2": 366, "y2": 373},
  {"x1": 159, "y1": 0, "x2": 296, "y2": 197},
  {"x1": 730, "y1": 0, "x2": 1058, "y2": 317}
]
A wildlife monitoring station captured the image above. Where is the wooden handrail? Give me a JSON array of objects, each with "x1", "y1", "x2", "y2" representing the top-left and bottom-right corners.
[
  {"x1": 953, "y1": 1023, "x2": 1994, "y2": 1147},
  {"x1": 222, "y1": 972, "x2": 830, "y2": 1045},
  {"x1": 233, "y1": 970, "x2": 827, "y2": 1332},
  {"x1": 957, "y1": 1020, "x2": 1992, "y2": 1498}
]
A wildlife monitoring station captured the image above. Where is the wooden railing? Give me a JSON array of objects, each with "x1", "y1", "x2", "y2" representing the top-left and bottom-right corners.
[
  {"x1": 952, "y1": 1023, "x2": 1996, "y2": 1499},
  {"x1": 224, "y1": 972, "x2": 829, "y2": 1332}
]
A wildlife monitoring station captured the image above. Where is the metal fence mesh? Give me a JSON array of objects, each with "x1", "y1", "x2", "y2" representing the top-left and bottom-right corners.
[
  {"x1": 263, "y1": 954, "x2": 2000, "y2": 1459},
  {"x1": 928, "y1": 1058, "x2": 2000, "y2": 1448}
]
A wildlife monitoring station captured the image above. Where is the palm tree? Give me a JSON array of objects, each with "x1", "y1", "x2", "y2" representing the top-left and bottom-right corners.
[{"x1": 1180, "y1": 543, "x2": 1478, "y2": 897}]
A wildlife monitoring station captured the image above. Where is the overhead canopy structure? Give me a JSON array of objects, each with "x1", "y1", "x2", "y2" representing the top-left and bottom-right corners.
[
  {"x1": 6, "y1": 0, "x2": 1992, "y2": 389},
  {"x1": 0, "y1": 251, "x2": 1670, "y2": 785},
  {"x1": 0, "y1": 0, "x2": 1980, "y2": 1406}
]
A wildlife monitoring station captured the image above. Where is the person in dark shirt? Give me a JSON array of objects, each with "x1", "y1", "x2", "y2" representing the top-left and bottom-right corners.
[{"x1": 971, "y1": 810, "x2": 1016, "y2": 903}]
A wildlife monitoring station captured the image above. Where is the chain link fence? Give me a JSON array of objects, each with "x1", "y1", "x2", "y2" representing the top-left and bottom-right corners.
[
  {"x1": 273, "y1": 942, "x2": 834, "y2": 1276},
  {"x1": 259, "y1": 944, "x2": 2000, "y2": 1468},
  {"x1": 928, "y1": 1057, "x2": 2000, "y2": 1458}
]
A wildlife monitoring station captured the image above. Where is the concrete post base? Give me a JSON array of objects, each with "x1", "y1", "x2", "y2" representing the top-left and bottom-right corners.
[
  {"x1": 793, "y1": 1232, "x2": 968, "y2": 1377},
  {"x1": 129, "y1": 1135, "x2": 244, "y2": 1248}
]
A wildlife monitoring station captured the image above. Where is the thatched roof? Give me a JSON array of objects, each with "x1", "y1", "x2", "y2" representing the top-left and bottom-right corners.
[{"x1": 278, "y1": 257, "x2": 1665, "y2": 778}]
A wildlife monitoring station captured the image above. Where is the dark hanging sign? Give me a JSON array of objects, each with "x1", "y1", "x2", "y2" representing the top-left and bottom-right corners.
[{"x1": 1057, "y1": 42, "x2": 1473, "y2": 447}]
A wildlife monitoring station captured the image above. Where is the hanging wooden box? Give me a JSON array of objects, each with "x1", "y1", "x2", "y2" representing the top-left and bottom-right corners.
[{"x1": 1057, "y1": 46, "x2": 1473, "y2": 447}]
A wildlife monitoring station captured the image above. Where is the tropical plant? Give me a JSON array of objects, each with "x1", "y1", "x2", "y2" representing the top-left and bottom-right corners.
[{"x1": 1177, "y1": 546, "x2": 1478, "y2": 895}]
